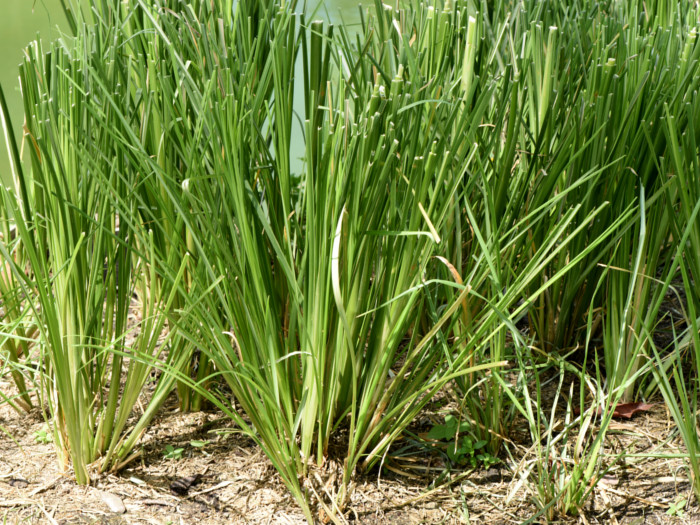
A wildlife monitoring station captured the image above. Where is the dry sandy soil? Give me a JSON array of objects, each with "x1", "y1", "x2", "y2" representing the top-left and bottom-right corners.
[{"x1": 2, "y1": 374, "x2": 700, "y2": 525}]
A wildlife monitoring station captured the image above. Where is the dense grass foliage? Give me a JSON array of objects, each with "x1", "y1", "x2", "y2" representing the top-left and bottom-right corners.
[{"x1": 1, "y1": 0, "x2": 699, "y2": 521}]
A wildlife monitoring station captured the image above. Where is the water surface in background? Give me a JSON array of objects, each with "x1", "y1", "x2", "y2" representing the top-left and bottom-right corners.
[
  {"x1": 0, "y1": 0, "x2": 370, "y2": 181},
  {"x1": 1, "y1": 1, "x2": 71, "y2": 182}
]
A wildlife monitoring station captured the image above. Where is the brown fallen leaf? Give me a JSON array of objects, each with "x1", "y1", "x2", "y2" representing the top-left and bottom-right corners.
[
  {"x1": 574, "y1": 402, "x2": 653, "y2": 419},
  {"x1": 611, "y1": 402, "x2": 653, "y2": 419}
]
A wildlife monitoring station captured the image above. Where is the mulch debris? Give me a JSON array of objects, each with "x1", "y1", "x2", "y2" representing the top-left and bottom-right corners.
[{"x1": 1, "y1": 360, "x2": 699, "y2": 523}]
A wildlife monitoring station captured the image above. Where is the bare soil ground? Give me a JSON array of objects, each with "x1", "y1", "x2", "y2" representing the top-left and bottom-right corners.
[
  {"x1": 1, "y1": 284, "x2": 696, "y2": 523},
  {"x1": 1, "y1": 376, "x2": 699, "y2": 525}
]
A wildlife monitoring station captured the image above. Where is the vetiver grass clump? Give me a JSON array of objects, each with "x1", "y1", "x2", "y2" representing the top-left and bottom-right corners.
[
  {"x1": 0, "y1": 0, "x2": 698, "y2": 522},
  {"x1": 63, "y1": 1, "x2": 515, "y2": 517},
  {"x1": 0, "y1": 3, "x2": 193, "y2": 482}
]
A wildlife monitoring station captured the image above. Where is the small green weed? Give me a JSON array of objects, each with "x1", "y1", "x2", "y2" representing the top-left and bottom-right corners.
[
  {"x1": 163, "y1": 445, "x2": 184, "y2": 460},
  {"x1": 428, "y1": 416, "x2": 498, "y2": 468},
  {"x1": 666, "y1": 496, "x2": 687, "y2": 517},
  {"x1": 190, "y1": 439, "x2": 210, "y2": 456},
  {"x1": 32, "y1": 425, "x2": 52, "y2": 444}
]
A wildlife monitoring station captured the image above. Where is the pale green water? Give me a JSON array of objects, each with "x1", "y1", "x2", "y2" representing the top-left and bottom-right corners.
[
  {"x1": 0, "y1": 0, "x2": 367, "y2": 181},
  {"x1": 1, "y1": 1, "x2": 71, "y2": 182}
]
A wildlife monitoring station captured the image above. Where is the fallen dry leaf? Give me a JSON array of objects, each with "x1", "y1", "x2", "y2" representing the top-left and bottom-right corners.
[
  {"x1": 611, "y1": 402, "x2": 653, "y2": 419},
  {"x1": 574, "y1": 402, "x2": 653, "y2": 419}
]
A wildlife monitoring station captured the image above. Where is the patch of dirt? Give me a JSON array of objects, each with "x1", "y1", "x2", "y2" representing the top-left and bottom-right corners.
[
  {"x1": 1, "y1": 372, "x2": 700, "y2": 523},
  {"x1": 3, "y1": 255, "x2": 697, "y2": 524}
]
